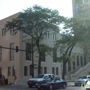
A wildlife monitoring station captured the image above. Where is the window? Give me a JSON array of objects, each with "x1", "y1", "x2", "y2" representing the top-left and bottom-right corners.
[
  {"x1": 29, "y1": 65, "x2": 32, "y2": 76},
  {"x1": 0, "y1": 46, "x2": 2, "y2": 62},
  {"x1": 10, "y1": 28, "x2": 14, "y2": 34},
  {"x1": 12, "y1": 66, "x2": 15, "y2": 76},
  {"x1": 56, "y1": 67, "x2": 58, "y2": 75},
  {"x1": 89, "y1": 57, "x2": 90, "y2": 62},
  {"x1": 73, "y1": 61, "x2": 75, "y2": 70},
  {"x1": 77, "y1": 56, "x2": 79, "y2": 66},
  {"x1": 41, "y1": 50, "x2": 45, "y2": 62},
  {"x1": 68, "y1": 61, "x2": 71, "y2": 72},
  {"x1": 44, "y1": 67, "x2": 47, "y2": 74},
  {"x1": 46, "y1": 31, "x2": 49, "y2": 38},
  {"x1": 52, "y1": 67, "x2": 55, "y2": 74},
  {"x1": 24, "y1": 66, "x2": 28, "y2": 76},
  {"x1": 0, "y1": 67, "x2": 2, "y2": 73},
  {"x1": 41, "y1": 67, "x2": 43, "y2": 74},
  {"x1": 26, "y1": 43, "x2": 31, "y2": 60},
  {"x1": 2, "y1": 28, "x2": 6, "y2": 36},
  {"x1": 10, "y1": 43, "x2": 14, "y2": 61},
  {"x1": 80, "y1": 56, "x2": 83, "y2": 66},
  {"x1": 8, "y1": 67, "x2": 11, "y2": 76},
  {"x1": 84, "y1": 57, "x2": 87, "y2": 65},
  {"x1": 52, "y1": 33, "x2": 56, "y2": 40},
  {"x1": 53, "y1": 49, "x2": 57, "y2": 62}
]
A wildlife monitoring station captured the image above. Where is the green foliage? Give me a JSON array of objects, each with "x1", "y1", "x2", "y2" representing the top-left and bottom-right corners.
[
  {"x1": 55, "y1": 16, "x2": 90, "y2": 79},
  {"x1": 5, "y1": 5, "x2": 64, "y2": 74},
  {"x1": 5, "y1": 5, "x2": 64, "y2": 38}
]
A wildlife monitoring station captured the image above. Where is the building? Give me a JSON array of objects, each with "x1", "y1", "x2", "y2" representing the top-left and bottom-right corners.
[
  {"x1": 72, "y1": 0, "x2": 90, "y2": 17},
  {"x1": 0, "y1": 13, "x2": 63, "y2": 84},
  {"x1": 0, "y1": 11, "x2": 90, "y2": 84},
  {"x1": 69, "y1": 0, "x2": 90, "y2": 80}
]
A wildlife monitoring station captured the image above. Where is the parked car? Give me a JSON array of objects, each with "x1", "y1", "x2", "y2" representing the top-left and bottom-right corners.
[
  {"x1": 36, "y1": 77, "x2": 67, "y2": 90},
  {"x1": 74, "y1": 75, "x2": 90, "y2": 86},
  {"x1": 27, "y1": 74, "x2": 55, "y2": 88},
  {"x1": 86, "y1": 80, "x2": 90, "y2": 90}
]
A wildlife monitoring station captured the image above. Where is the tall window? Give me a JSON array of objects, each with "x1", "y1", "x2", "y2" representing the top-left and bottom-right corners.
[
  {"x1": 41, "y1": 67, "x2": 43, "y2": 74},
  {"x1": 12, "y1": 66, "x2": 15, "y2": 76},
  {"x1": 53, "y1": 49, "x2": 57, "y2": 62},
  {"x1": 80, "y1": 56, "x2": 83, "y2": 66},
  {"x1": 52, "y1": 67, "x2": 55, "y2": 74},
  {"x1": 77, "y1": 56, "x2": 79, "y2": 66},
  {"x1": 10, "y1": 28, "x2": 14, "y2": 34},
  {"x1": 26, "y1": 43, "x2": 31, "y2": 60},
  {"x1": 68, "y1": 61, "x2": 71, "y2": 72},
  {"x1": 10, "y1": 43, "x2": 14, "y2": 61},
  {"x1": 89, "y1": 57, "x2": 90, "y2": 62},
  {"x1": 52, "y1": 33, "x2": 56, "y2": 40},
  {"x1": 56, "y1": 67, "x2": 58, "y2": 75},
  {"x1": 29, "y1": 65, "x2": 32, "y2": 76},
  {"x1": 24, "y1": 66, "x2": 28, "y2": 76},
  {"x1": 73, "y1": 61, "x2": 75, "y2": 70},
  {"x1": 0, "y1": 46, "x2": 2, "y2": 62},
  {"x1": 46, "y1": 31, "x2": 49, "y2": 38},
  {"x1": 44, "y1": 67, "x2": 47, "y2": 74},
  {"x1": 41, "y1": 50, "x2": 45, "y2": 62},
  {"x1": 2, "y1": 28, "x2": 6, "y2": 36},
  {"x1": 8, "y1": 67, "x2": 11, "y2": 76},
  {"x1": 84, "y1": 57, "x2": 87, "y2": 65}
]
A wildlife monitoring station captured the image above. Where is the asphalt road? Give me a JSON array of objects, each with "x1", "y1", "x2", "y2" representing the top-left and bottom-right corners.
[{"x1": 0, "y1": 82, "x2": 86, "y2": 90}]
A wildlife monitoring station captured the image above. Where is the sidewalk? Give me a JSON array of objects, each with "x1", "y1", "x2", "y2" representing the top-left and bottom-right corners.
[{"x1": 67, "y1": 81, "x2": 74, "y2": 86}]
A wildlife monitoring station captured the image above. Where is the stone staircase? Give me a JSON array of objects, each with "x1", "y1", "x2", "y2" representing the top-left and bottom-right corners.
[{"x1": 65, "y1": 62, "x2": 90, "y2": 80}]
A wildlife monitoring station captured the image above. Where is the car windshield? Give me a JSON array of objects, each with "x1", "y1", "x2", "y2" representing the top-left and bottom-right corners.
[
  {"x1": 78, "y1": 76, "x2": 87, "y2": 79},
  {"x1": 35, "y1": 74, "x2": 44, "y2": 78}
]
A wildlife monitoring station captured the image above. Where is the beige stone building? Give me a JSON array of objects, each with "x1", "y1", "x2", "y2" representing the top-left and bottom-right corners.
[
  {"x1": 0, "y1": 12, "x2": 90, "y2": 84},
  {"x1": 0, "y1": 13, "x2": 62, "y2": 84}
]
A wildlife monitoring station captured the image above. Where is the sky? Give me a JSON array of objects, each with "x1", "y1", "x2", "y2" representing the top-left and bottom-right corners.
[{"x1": 0, "y1": 0, "x2": 73, "y2": 20}]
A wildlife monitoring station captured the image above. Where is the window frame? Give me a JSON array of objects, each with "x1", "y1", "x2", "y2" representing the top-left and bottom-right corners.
[
  {"x1": 10, "y1": 43, "x2": 14, "y2": 61},
  {"x1": 24, "y1": 66, "x2": 28, "y2": 76},
  {"x1": 2, "y1": 28, "x2": 6, "y2": 36}
]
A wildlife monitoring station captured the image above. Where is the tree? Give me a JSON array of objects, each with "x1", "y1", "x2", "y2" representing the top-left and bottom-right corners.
[
  {"x1": 5, "y1": 5, "x2": 64, "y2": 75},
  {"x1": 55, "y1": 16, "x2": 90, "y2": 79}
]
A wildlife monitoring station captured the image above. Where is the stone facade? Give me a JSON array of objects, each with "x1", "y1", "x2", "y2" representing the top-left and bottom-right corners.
[{"x1": 0, "y1": 13, "x2": 62, "y2": 84}]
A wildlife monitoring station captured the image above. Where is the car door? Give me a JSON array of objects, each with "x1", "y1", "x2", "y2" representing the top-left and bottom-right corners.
[{"x1": 53, "y1": 78, "x2": 60, "y2": 89}]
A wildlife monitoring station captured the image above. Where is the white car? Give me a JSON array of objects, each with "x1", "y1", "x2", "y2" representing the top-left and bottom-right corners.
[
  {"x1": 86, "y1": 81, "x2": 90, "y2": 90},
  {"x1": 27, "y1": 74, "x2": 55, "y2": 88},
  {"x1": 74, "y1": 75, "x2": 90, "y2": 86}
]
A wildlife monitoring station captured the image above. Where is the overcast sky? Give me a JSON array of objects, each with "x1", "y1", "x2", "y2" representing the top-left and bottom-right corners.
[{"x1": 0, "y1": 0, "x2": 73, "y2": 20}]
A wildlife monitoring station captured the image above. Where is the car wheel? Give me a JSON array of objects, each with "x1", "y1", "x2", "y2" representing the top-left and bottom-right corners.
[
  {"x1": 29, "y1": 85, "x2": 32, "y2": 88},
  {"x1": 37, "y1": 87, "x2": 42, "y2": 90},
  {"x1": 49, "y1": 84, "x2": 53, "y2": 90},
  {"x1": 62, "y1": 83, "x2": 66, "y2": 89}
]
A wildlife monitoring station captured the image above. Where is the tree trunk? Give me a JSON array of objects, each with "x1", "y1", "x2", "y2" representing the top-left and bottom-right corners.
[
  {"x1": 38, "y1": 52, "x2": 41, "y2": 74},
  {"x1": 62, "y1": 61, "x2": 66, "y2": 79},
  {"x1": 36, "y1": 39, "x2": 41, "y2": 75}
]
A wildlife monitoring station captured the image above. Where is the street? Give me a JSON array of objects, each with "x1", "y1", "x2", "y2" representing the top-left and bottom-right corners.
[{"x1": 0, "y1": 83, "x2": 86, "y2": 90}]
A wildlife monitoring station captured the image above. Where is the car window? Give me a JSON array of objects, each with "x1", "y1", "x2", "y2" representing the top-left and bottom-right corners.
[
  {"x1": 54, "y1": 78, "x2": 60, "y2": 82},
  {"x1": 52, "y1": 75, "x2": 55, "y2": 79},
  {"x1": 78, "y1": 76, "x2": 87, "y2": 79},
  {"x1": 35, "y1": 74, "x2": 44, "y2": 78},
  {"x1": 44, "y1": 75, "x2": 49, "y2": 80},
  {"x1": 60, "y1": 78, "x2": 63, "y2": 81},
  {"x1": 88, "y1": 77, "x2": 90, "y2": 80}
]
